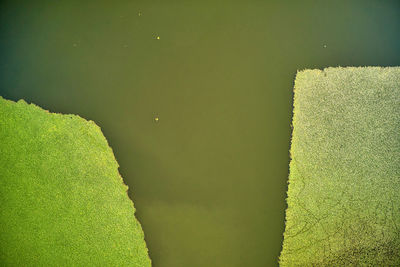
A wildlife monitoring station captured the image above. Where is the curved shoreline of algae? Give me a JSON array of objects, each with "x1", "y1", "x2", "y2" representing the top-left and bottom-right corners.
[{"x1": 0, "y1": 96, "x2": 151, "y2": 266}]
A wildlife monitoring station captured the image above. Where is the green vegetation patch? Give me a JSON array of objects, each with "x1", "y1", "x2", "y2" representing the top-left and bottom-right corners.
[
  {"x1": 280, "y1": 67, "x2": 400, "y2": 266},
  {"x1": 0, "y1": 97, "x2": 151, "y2": 266}
]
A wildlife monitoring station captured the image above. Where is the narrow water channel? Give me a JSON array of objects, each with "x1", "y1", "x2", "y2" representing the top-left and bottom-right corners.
[{"x1": 0, "y1": 0, "x2": 399, "y2": 266}]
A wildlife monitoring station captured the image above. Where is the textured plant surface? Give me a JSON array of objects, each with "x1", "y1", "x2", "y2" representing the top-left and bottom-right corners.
[
  {"x1": 0, "y1": 97, "x2": 151, "y2": 266},
  {"x1": 280, "y1": 67, "x2": 400, "y2": 266}
]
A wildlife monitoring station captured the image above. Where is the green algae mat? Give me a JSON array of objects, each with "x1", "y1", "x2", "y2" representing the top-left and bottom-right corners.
[
  {"x1": 0, "y1": 97, "x2": 151, "y2": 266},
  {"x1": 280, "y1": 67, "x2": 400, "y2": 266}
]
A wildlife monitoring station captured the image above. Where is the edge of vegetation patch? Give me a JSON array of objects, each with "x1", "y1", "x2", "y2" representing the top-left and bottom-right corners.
[
  {"x1": 280, "y1": 67, "x2": 400, "y2": 266},
  {"x1": 0, "y1": 97, "x2": 151, "y2": 266}
]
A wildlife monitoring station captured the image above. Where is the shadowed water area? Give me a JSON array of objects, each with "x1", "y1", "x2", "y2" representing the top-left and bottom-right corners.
[{"x1": 0, "y1": 0, "x2": 399, "y2": 266}]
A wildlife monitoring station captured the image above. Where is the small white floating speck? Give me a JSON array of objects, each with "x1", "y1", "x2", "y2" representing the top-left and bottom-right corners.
[{"x1": 323, "y1": 44, "x2": 327, "y2": 48}]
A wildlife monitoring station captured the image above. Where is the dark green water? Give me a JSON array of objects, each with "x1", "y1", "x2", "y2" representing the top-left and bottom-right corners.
[{"x1": 0, "y1": 1, "x2": 399, "y2": 266}]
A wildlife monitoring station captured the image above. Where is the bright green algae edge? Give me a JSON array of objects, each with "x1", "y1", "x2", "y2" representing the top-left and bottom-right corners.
[
  {"x1": 0, "y1": 97, "x2": 151, "y2": 266},
  {"x1": 280, "y1": 67, "x2": 400, "y2": 266}
]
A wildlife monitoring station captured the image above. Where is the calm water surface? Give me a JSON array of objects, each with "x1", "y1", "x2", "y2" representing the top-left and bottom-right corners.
[{"x1": 1, "y1": 0, "x2": 399, "y2": 266}]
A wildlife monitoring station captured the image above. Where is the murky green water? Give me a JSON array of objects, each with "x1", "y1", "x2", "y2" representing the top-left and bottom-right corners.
[{"x1": 1, "y1": 0, "x2": 399, "y2": 266}]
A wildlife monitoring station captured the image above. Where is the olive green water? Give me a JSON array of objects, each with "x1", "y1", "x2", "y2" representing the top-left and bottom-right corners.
[{"x1": 0, "y1": 1, "x2": 399, "y2": 266}]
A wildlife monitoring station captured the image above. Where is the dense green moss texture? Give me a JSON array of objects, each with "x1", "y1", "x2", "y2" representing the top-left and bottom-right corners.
[
  {"x1": 0, "y1": 97, "x2": 151, "y2": 266},
  {"x1": 280, "y1": 67, "x2": 400, "y2": 266}
]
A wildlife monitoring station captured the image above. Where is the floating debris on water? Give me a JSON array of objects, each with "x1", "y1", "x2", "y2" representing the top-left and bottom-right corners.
[
  {"x1": 156, "y1": 36, "x2": 160, "y2": 40},
  {"x1": 323, "y1": 44, "x2": 327, "y2": 48},
  {"x1": 154, "y1": 116, "x2": 159, "y2": 122}
]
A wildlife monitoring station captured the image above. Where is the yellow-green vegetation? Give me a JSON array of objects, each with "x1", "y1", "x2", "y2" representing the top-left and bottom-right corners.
[
  {"x1": 280, "y1": 67, "x2": 400, "y2": 266},
  {"x1": 0, "y1": 97, "x2": 151, "y2": 266}
]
